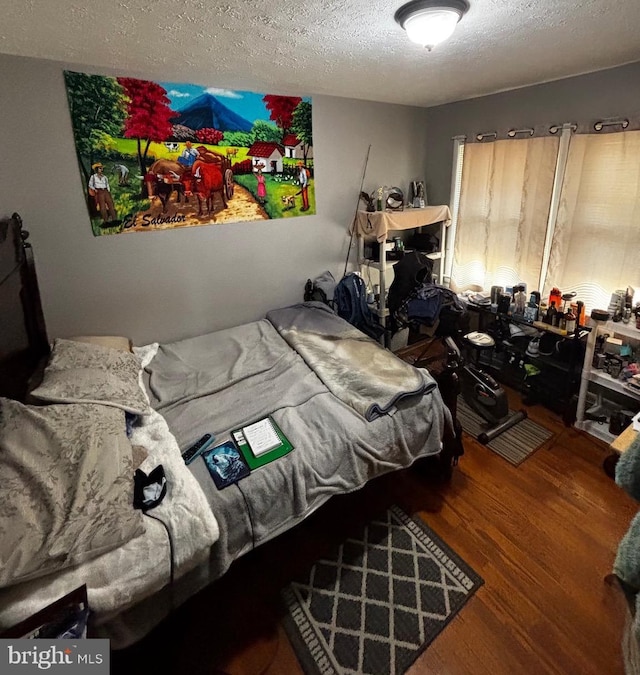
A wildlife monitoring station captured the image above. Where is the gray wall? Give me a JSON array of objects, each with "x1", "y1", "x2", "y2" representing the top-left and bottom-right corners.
[
  {"x1": 424, "y1": 61, "x2": 640, "y2": 205},
  {"x1": 0, "y1": 54, "x2": 429, "y2": 344}
]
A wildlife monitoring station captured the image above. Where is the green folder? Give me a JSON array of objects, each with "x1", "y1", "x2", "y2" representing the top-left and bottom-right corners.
[{"x1": 231, "y1": 416, "x2": 294, "y2": 469}]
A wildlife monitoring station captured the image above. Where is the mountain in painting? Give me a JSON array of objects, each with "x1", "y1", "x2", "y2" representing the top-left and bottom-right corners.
[{"x1": 171, "y1": 93, "x2": 253, "y2": 132}]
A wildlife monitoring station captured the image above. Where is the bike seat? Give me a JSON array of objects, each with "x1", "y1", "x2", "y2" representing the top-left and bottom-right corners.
[{"x1": 464, "y1": 331, "x2": 495, "y2": 349}]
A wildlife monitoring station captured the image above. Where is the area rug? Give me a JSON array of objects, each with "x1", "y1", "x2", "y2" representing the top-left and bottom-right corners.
[
  {"x1": 281, "y1": 505, "x2": 483, "y2": 675},
  {"x1": 457, "y1": 396, "x2": 554, "y2": 466}
]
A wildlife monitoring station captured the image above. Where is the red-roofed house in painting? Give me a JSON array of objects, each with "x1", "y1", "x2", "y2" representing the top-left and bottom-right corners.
[
  {"x1": 282, "y1": 134, "x2": 313, "y2": 160},
  {"x1": 246, "y1": 141, "x2": 284, "y2": 173}
]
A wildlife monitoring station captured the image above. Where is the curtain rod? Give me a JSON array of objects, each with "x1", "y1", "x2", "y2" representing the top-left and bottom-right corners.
[
  {"x1": 475, "y1": 127, "x2": 555, "y2": 141},
  {"x1": 456, "y1": 117, "x2": 630, "y2": 142},
  {"x1": 594, "y1": 117, "x2": 629, "y2": 131}
]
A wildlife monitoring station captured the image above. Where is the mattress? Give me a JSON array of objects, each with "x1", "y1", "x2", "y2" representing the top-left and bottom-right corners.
[{"x1": 144, "y1": 302, "x2": 449, "y2": 580}]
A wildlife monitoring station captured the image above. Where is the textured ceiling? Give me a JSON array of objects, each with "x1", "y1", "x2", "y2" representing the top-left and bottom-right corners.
[{"x1": 1, "y1": 0, "x2": 639, "y2": 107}]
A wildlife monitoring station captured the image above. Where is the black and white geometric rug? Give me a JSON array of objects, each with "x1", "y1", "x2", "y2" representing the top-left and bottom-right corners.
[{"x1": 281, "y1": 506, "x2": 483, "y2": 675}]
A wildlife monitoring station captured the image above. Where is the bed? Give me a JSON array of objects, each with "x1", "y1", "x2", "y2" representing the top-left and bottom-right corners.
[{"x1": 0, "y1": 213, "x2": 462, "y2": 648}]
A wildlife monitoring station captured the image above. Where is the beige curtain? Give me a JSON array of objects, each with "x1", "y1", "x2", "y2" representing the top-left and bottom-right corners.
[
  {"x1": 452, "y1": 136, "x2": 559, "y2": 293},
  {"x1": 544, "y1": 131, "x2": 640, "y2": 312}
]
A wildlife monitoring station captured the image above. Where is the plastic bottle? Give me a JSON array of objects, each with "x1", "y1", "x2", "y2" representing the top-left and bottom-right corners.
[
  {"x1": 524, "y1": 293, "x2": 538, "y2": 323},
  {"x1": 623, "y1": 289, "x2": 633, "y2": 324},
  {"x1": 546, "y1": 301, "x2": 557, "y2": 326},
  {"x1": 548, "y1": 287, "x2": 562, "y2": 310},
  {"x1": 558, "y1": 310, "x2": 566, "y2": 331},
  {"x1": 538, "y1": 301, "x2": 548, "y2": 323},
  {"x1": 514, "y1": 287, "x2": 527, "y2": 315}
]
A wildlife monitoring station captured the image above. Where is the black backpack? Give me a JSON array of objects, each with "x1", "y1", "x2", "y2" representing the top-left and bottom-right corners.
[{"x1": 334, "y1": 273, "x2": 384, "y2": 341}]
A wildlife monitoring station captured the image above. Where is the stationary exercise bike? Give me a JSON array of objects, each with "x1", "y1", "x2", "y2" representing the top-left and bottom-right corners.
[
  {"x1": 449, "y1": 331, "x2": 527, "y2": 444},
  {"x1": 386, "y1": 253, "x2": 526, "y2": 444}
]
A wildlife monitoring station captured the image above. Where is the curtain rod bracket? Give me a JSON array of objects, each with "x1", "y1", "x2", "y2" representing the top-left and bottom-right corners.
[
  {"x1": 594, "y1": 118, "x2": 629, "y2": 131},
  {"x1": 549, "y1": 123, "x2": 577, "y2": 135},
  {"x1": 507, "y1": 128, "x2": 534, "y2": 138},
  {"x1": 476, "y1": 131, "x2": 497, "y2": 142}
]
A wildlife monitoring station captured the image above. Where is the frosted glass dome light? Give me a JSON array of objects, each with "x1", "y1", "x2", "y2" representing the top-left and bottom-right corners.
[{"x1": 395, "y1": 0, "x2": 469, "y2": 51}]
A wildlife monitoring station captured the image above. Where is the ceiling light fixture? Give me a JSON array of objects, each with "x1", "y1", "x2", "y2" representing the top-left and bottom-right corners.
[{"x1": 394, "y1": 0, "x2": 469, "y2": 51}]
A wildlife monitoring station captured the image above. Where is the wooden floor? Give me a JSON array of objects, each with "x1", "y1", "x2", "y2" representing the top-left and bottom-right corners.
[{"x1": 113, "y1": 390, "x2": 638, "y2": 675}]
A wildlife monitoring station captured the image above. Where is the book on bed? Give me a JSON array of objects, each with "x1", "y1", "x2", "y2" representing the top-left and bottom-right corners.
[
  {"x1": 202, "y1": 441, "x2": 251, "y2": 489},
  {"x1": 231, "y1": 416, "x2": 294, "y2": 469}
]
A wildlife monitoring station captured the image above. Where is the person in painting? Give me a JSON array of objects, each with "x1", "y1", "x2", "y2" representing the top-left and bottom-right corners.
[
  {"x1": 112, "y1": 163, "x2": 130, "y2": 186},
  {"x1": 297, "y1": 160, "x2": 310, "y2": 212},
  {"x1": 177, "y1": 141, "x2": 199, "y2": 169},
  {"x1": 88, "y1": 163, "x2": 118, "y2": 225},
  {"x1": 256, "y1": 168, "x2": 266, "y2": 204}
]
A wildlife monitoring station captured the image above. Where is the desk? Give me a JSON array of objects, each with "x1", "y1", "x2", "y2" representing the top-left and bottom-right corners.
[{"x1": 465, "y1": 304, "x2": 586, "y2": 424}]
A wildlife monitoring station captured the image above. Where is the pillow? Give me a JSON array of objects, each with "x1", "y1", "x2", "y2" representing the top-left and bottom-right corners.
[
  {"x1": 0, "y1": 398, "x2": 144, "y2": 588},
  {"x1": 30, "y1": 338, "x2": 151, "y2": 415},
  {"x1": 67, "y1": 335, "x2": 133, "y2": 352}
]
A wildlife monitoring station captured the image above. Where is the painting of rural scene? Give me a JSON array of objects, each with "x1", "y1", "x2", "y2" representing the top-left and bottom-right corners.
[{"x1": 63, "y1": 71, "x2": 314, "y2": 236}]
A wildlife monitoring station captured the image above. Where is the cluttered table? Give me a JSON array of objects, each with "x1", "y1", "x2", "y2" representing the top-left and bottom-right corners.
[{"x1": 463, "y1": 292, "x2": 640, "y2": 457}]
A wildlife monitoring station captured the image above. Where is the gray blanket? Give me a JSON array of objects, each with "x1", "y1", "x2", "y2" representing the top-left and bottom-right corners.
[
  {"x1": 144, "y1": 303, "x2": 448, "y2": 579},
  {"x1": 266, "y1": 303, "x2": 438, "y2": 421}
]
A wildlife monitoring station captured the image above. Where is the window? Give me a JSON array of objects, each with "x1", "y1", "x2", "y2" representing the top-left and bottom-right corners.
[
  {"x1": 450, "y1": 126, "x2": 640, "y2": 312},
  {"x1": 451, "y1": 136, "x2": 559, "y2": 293},
  {"x1": 543, "y1": 130, "x2": 640, "y2": 310}
]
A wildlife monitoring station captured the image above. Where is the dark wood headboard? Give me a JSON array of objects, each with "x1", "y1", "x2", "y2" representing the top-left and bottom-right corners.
[{"x1": 0, "y1": 213, "x2": 49, "y2": 400}]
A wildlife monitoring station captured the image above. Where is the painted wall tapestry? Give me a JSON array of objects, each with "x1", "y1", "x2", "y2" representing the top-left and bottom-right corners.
[{"x1": 63, "y1": 71, "x2": 315, "y2": 236}]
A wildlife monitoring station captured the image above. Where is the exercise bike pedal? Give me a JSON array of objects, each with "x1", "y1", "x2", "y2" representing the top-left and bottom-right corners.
[
  {"x1": 466, "y1": 363, "x2": 500, "y2": 390},
  {"x1": 477, "y1": 409, "x2": 528, "y2": 445}
]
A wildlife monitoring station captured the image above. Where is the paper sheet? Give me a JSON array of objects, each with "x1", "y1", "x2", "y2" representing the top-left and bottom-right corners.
[{"x1": 242, "y1": 418, "x2": 281, "y2": 456}]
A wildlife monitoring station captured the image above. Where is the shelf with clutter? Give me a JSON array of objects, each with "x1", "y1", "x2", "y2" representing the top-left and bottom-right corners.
[
  {"x1": 575, "y1": 288, "x2": 640, "y2": 445},
  {"x1": 350, "y1": 202, "x2": 452, "y2": 335},
  {"x1": 463, "y1": 282, "x2": 640, "y2": 434}
]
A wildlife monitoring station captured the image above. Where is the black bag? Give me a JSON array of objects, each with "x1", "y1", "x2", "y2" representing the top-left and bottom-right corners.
[
  {"x1": 387, "y1": 251, "x2": 434, "y2": 324},
  {"x1": 334, "y1": 273, "x2": 384, "y2": 340}
]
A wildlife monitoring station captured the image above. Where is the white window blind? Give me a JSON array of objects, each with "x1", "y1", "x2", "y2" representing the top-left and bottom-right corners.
[
  {"x1": 451, "y1": 136, "x2": 559, "y2": 293},
  {"x1": 543, "y1": 131, "x2": 640, "y2": 312},
  {"x1": 444, "y1": 138, "x2": 465, "y2": 283}
]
